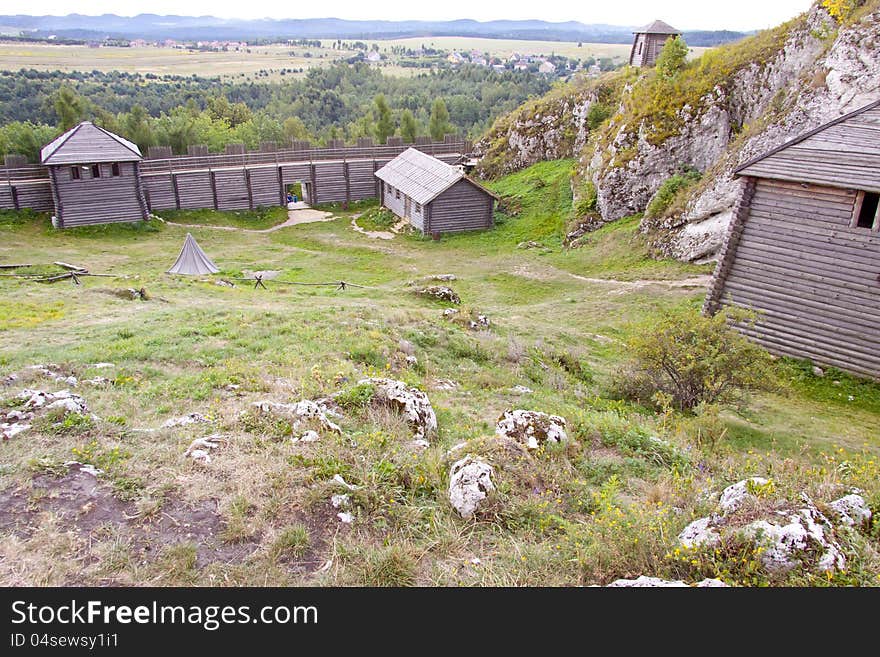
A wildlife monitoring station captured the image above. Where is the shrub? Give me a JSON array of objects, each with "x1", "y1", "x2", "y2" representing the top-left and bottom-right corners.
[
  {"x1": 655, "y1": 36, "x2": 689, "y2": 78},
  {"x1": 645, "y1": 169, "x2": 701, "y2": 218},
  {"x1": 586, "y1": 102, "x2": 612, "y2": 130},
  {"x1": 613, "y1": 307, "x2": 775, "y2": 412}
]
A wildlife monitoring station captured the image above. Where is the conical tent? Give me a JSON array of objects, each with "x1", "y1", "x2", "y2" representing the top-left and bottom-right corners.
[{"x1": 167, "y1": 233, "x2": 220, "y2": 275}]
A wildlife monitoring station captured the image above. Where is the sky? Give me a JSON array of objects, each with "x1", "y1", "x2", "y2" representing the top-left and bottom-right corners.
[{"x1": 1, "y1": 0, "x2": 816, "y2": 32}]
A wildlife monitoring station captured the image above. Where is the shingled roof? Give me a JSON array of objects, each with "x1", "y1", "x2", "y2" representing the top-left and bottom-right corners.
[
  {"x1": 634, "y1": 20, "x2": 681, "y2": 35},
  {"x1": 41, "y1": 121, "x2": 142, "y2": 165},
  {"x1": 374, "y1": 148, "x2": 467, "y2": 205},
  {"x1": 735, "y1": 99, "x2": 880, "y2": 193}
]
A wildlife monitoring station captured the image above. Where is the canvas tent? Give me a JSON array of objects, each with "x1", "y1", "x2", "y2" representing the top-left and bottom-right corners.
[{"x1": 167, "y1": 233, "x2": 220, "y2": 275}]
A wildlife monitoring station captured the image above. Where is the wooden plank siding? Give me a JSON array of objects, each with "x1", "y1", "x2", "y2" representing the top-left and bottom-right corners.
[
  {"x1": 50, "y1": 161, "x2": 146, "y2": 228},
  {"x1": 710, "y1": 177, "x2": 880, "y2": 380},
  {"x1": 2, "y1": 141, "x2": 469, "y2": 223},
  {"x1": 213, "y1": 169, "x2": 251, "y2": 211},
  {"x1": 427, "y1": 179, "x2": 494, "y2": 234}
]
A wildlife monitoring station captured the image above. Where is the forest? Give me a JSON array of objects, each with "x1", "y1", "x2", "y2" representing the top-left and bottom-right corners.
[{"x1": 0, "y1": 63, "x2": 551, "y2": 161}]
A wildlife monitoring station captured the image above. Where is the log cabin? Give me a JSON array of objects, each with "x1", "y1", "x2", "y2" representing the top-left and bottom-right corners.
[
  {"x1": 374, "y1": 148, "x2": 497, "y2": 235},
  {"x1": 41, "y1": 122, "x2": 148, "y2": 228},
  {"x1": 704, "y1": 99, "x2": 880, "y2": 380}
]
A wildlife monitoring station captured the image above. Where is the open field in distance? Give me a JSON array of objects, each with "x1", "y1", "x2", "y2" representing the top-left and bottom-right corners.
[{"x1": 0, "y1": 38, "x2": 708, "y2": 79}]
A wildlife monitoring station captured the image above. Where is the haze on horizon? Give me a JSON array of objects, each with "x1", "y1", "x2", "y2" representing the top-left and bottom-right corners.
[{"x1": 1, "y1": 0, "x2": 815, "y2": 32}]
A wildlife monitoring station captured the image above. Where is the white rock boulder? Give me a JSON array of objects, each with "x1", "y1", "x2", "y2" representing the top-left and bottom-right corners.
[
  {"x1": 357, "y1": 378, "x2": 437, "y2": 443},
  {"x1": 495, "y1": 409, "x2": 568, "y2": 450},
  {"x1": 449, "y1": 456, "x2": 495, "y2": 519},
  {"x1": 678, "y1": 516, "x2": 721, "y2": 548},
  {"x1": 741, "y1": 503, "x2": 845, "y2": 573},
  {"x1": 828, "y1": 494, "x2": 872, "y2": 528},
  {"x1": 718, "y1": 477, "x2": 770, "y2": 514}
]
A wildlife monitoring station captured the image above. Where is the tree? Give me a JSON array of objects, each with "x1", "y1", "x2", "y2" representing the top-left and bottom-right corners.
[
  {"x1": 656, "y1": 35, "x2": 689, "y2": 78},
  {"x1": 283, "y1": 116, "x2": 311, "y2": 143},
  {"x1": 373, "y1": 94, "x2": 394, "y2": 144},
  {"x1": 53, "y1": 86, "x2": 86, "y2": 130},
  {"x1": 122, "y1": 104, "x2": 155, "y2": 151},
  {"x1": 429, "y1": 98, "x2": 451, "y2": 141},
  {"x1": 400, "y1": 109, "x2": 418, "y2": 143}
]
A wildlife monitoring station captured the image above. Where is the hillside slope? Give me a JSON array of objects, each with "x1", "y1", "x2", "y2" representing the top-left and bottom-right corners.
[{"x1": 476, "y1": 1, "x2": 880, "y2": 262}]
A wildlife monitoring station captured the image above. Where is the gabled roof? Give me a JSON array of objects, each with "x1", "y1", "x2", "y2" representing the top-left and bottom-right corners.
[
  {"x1": 735, "y1": 99, "x2": 880, "y2": 193},
  {"x1": 634, "y1": 20, "x2": 681, "y2": 35},
  {"x1": 167, "y1": 233, "x2": 220, "y2": 275},
  {"x1": 41, "y1": 121, "x2": 142, "y2": 165},
  {"x1": 374, "y1": 148, "x2": 497, "y2": 205}
]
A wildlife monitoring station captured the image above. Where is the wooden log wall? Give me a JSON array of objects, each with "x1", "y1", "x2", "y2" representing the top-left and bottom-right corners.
[
  {"x1": 427, "y1": 179, "x2": 495, "y2": 233},
  {"x1": 0, "y1": 141, "x2": 468, "y2": 217},
  {"x1": 52, "y1": 162, "x2": 146, "y2": 228},
  {"x1": 710, "y1": 177, "x2": 880, "y2": 380}
]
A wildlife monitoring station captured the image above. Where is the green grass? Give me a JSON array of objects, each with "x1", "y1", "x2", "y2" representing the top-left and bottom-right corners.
[
  {"x1": 157, "y1": 206, "x2": 289, "y2": 230},
  {"x1": 0, "y1": 158, "x2": 877, "y2": 587}
]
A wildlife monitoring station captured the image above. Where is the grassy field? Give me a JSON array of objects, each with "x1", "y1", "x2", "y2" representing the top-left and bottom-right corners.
[
  {"x1": 0, "y1": 42, "x2": 346, "y2": 79},
  {"x1": 0, "y1": 38, "x2": 708, "y2": 80},
  {"x1": 0, "y1": 160, "x2": 877, "y2": 587}
]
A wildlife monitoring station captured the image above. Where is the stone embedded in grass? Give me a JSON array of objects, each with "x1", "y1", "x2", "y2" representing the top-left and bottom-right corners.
[
  {"x1": 828, "y1": 494, "x2": 872, "y2": 528},
  {"x1": 431, "y1": 274, "x2": 457, "y2": 282},
  {"x1": 337, "y1": 512, "x2": 354, "y2": 524},
  {"x1": 740, "y1": 500, "x2": 845, "y2": 574},
  {"x1": 294, "y1": 430, "x2": 320, "y2": 444},
  {"x1": 332, "y1": 474, "x2": 359, "y2": 491},
  {"x1": 718, "y1": 477, "x2": 771, "y2": 515},
  {"x1": 251, "y1": 399, "x2": 342, "y2": 434},
  {"x1": 184, "y1": 435, "x2": 226, "y2": 464},
  {"x1": 91, "y1": 363, "x2": 115, "y2": 369},
  {"x1": 83, "y1": 377, "x2": 111, "y2": 386},
  {"x1": 64, "y1": 461, "x2": 102, "y2": 477},
  {"x1": 449, "y1": 456, "x2": 495, "y2": 519},
  {"x1": 357, "y1": 378, "x2": 438, "y2": 444},
  {"x1": 495, "y1": 409, "x2": 568, "y2": 450},
  {"x1": 432, "y1": 379, "x2": 459, "y2": 391},
  {"x1": 1, "y1": 421, "x2": 31, "y2": 441},
  {"x1": 607, "y1": 576, "x2": 729, "y2": 587},
  {"x1": 415, "y1": 285, "x2": 461, "y2": 304},
  {"x1": 162, "y1": 412, "x2": 210, "y2": 429},
  {"x1": 678, "y1": 516, "x2": 721, "y2": 548},
  {"x1": 331, "y1": 494, "x2": 350, "y2": 509},
  {"x1": 17, "y1": 389, "x2": 89, "y2": 415},
  {"x1": 511, "y1": 385, "x2": 533, "y2": 395}
]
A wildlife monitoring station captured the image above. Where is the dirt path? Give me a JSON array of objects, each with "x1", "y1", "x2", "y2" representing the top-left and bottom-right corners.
[
  {"x1": 568, "y1": 273, "x2": 711, "y2": 289},
  {"x1": 349, "y1": 216, "x2": 410, "y2": 240},
  {"x1": 165, "y1": 208, "x2": 336, "y2": 234}
]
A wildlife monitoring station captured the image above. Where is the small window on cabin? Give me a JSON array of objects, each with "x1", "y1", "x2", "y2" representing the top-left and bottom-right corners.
[
  {"x1": 111, "y1": 163, "x2": 120, "y2": 177},
  {"x1": 91, "y1": 164, "x2": 101, "y2": 179},
  {"x1": 638, "y1": 42, "x2": 643, "y2": 55},
  {"x1": 70, "y1": 167, "x2": 80, "y2": 180},
  {"x1": 854, "y1": 191, "x2": 879, "y2": 230},
  {"x1": 396, "y1": 189, "x2": 401, "y2": 199}
]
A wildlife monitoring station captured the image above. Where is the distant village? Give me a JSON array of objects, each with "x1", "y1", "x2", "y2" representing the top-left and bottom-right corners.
[{"x1": 6, "y1": 33, "x2": 618, "y2": 78}]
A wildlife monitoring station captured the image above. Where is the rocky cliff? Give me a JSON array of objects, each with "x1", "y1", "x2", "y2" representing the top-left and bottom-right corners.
[{"x1": 477, "y1": 1, "x2": 880, "y2": 262}]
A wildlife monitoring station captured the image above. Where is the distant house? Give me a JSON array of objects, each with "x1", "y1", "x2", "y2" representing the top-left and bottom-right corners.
[
  {"x1": 538, "y1": 61, "x2": 556, "y2": 74},
  {"x1": 41, "y1": 121, "x2": 148, "y2": 229},
  {"x1": 447, "y1": 52, "x2": 465, "y2": 64},
  {"x1": 629, "y1": 19, "x2": 681, "y2": 68},
  {"x1": 704, "y1": 99, "x2": 880, "y2": 380},
  {"x1": 374, "y1": 148, "x2": 497, "y2": 235},
  {"x1": 366, "y1": 50, "x2": 382, "y2": 63}
]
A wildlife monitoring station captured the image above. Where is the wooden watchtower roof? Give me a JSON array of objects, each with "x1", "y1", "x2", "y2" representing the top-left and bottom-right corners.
[
  {"x1": 41, "y1": 121, "x2": 142, "y2": 165},
  {"x1": 633, "y1": 19, "x2": 681, "y2": 36}
]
